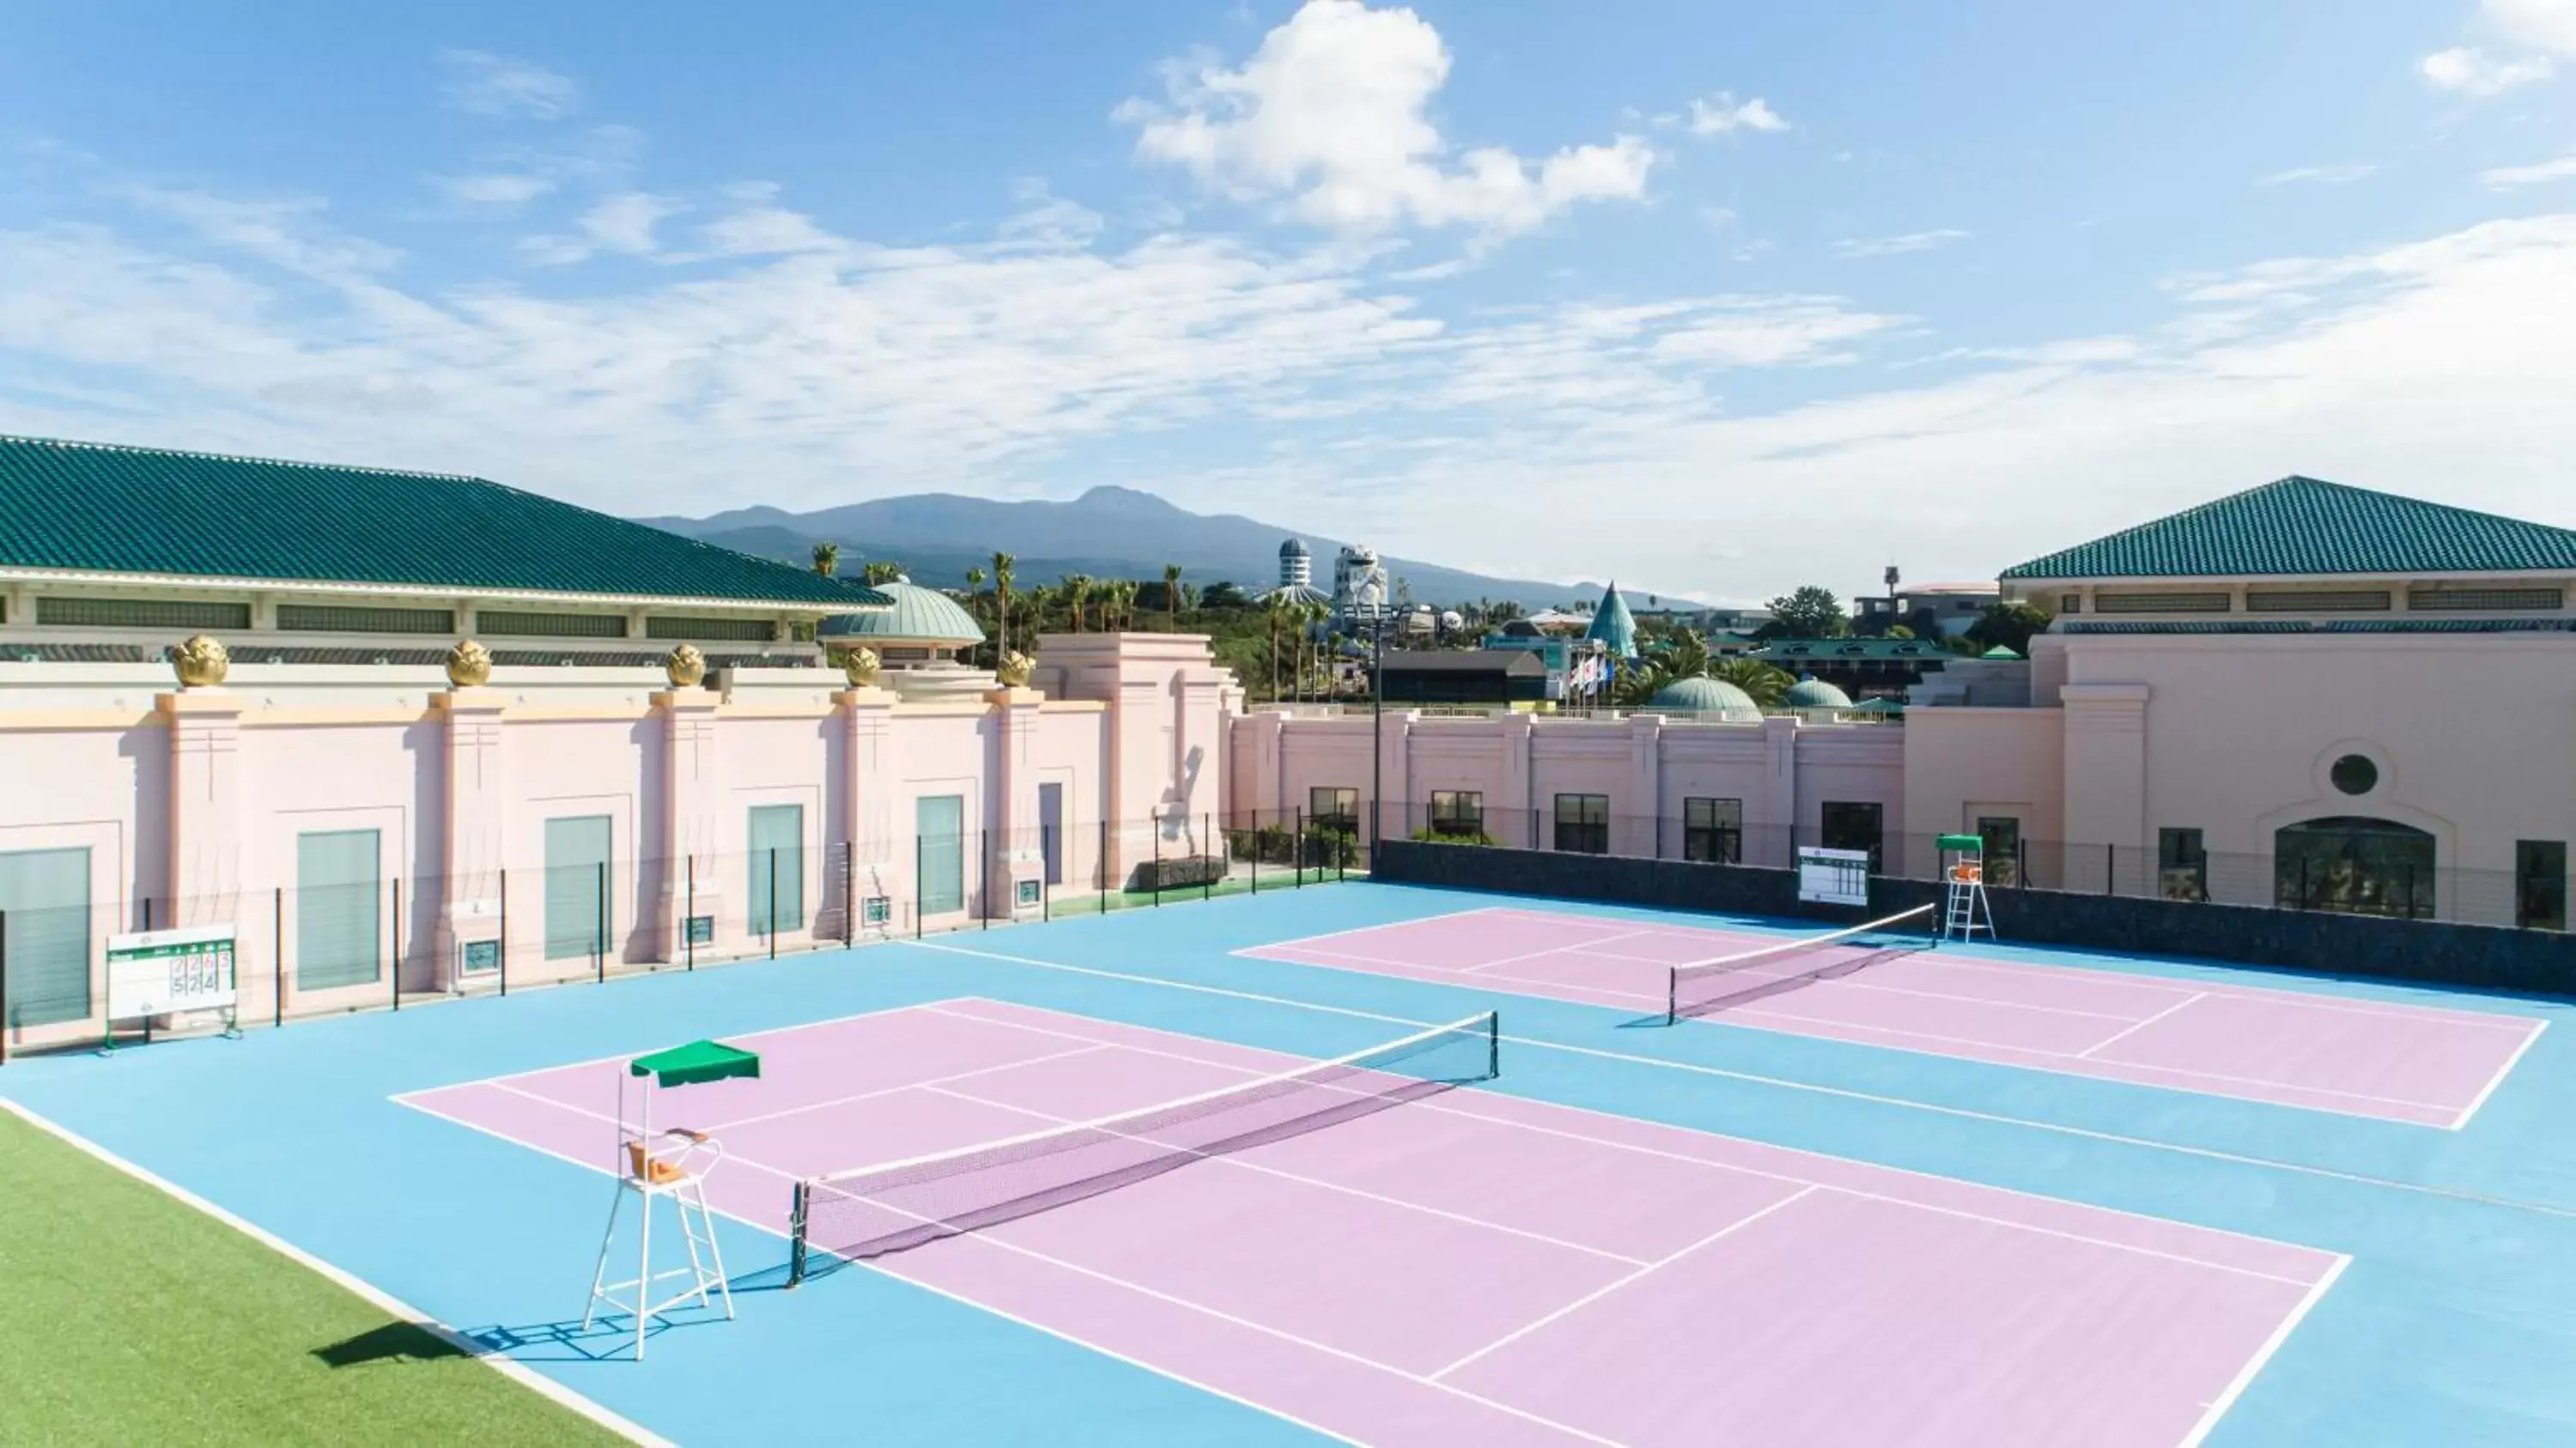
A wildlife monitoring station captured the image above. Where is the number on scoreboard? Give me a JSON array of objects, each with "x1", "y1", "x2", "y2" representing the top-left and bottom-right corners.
[
  {"x1": 105, "y1": 924, "x2": 240, "y2": 1022},
  {"x1": 1795, "y1": 847, "x2": 1873, "y2": 908}
]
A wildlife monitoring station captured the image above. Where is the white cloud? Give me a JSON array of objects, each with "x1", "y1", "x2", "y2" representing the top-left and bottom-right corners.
[
  {"x1": 1118, "y1": 0, "x2": 1653, "y2": 239},
  {"x1": 435, "y1": 173, "x2": 556, "y2": 205},
  {"x1": 2489, "y1": 0, "x2": 2576, "y2": 52},
  {"x1": 2483, "y1": 149, "x2": 2576, "y2": 186},
  {"x1": 1834, "y1": 228, "x2": 1970, "y2": 259},
  {"x1": 438, "y1": 50, "x2": 580, "y2": 120},
  {"x1": 519, "y1": 192, "x2": 684, "y2": 265},
  {"x1": 1686, "y1": 93, "x2": 1788, "y2": 137},
  {"x1": 2255, "y1": 163, "x2": 2377, "y2": 186},
  {"x1": 2421, "y1": 46, "x2": 2554, "y2": 94}
]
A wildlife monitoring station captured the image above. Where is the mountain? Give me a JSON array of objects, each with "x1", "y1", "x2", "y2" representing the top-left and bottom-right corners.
[{"x1": 637, "y1": 485, "x2": 1694, "y2": 611}]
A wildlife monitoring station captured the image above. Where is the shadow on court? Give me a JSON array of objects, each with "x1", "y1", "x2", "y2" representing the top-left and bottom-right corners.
[{"x1": 310, "y1": 1321, "x2": 471, "y2": 1369}]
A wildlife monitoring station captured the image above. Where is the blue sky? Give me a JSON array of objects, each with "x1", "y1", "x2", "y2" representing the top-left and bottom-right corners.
[{"x1": 3, "y1": 1, "x2": 2573, "y2": 602}]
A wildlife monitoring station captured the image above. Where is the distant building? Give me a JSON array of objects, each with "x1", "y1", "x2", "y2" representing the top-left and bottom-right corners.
[
  {"x1": 1748, "y1": 636, "x2": 1952, "y2": 701},
  {"x1": 1859, "y1": 579, "x2": 2001, "y2": 637},
  {"x1": 1584, "y1": 582, "x2": 1638, "y2": 659},
  {"x1": 1330, "y1": 545, "x2": 1391, "y2": 630},
  {"x1": 1370, "y1": 648, "x2": 1549, "y2": 706},
  {"x1": 1261, "y1": 538, "x2": 1331, "y2": 610}
]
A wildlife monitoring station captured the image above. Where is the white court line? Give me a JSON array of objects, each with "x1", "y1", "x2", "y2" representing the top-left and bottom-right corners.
[
  {"x1": 1239, "y1": 905, "x2": 1511, "y2": 955},
  {"x1": 0, "y1": 1098, "x2": 671, "y2": 1447},
  {"x1": 2177, "y1": 1255, "x2": 2353, "y2": 1448},
  {"x1": 913, "y1": 1080, "x2": 1650, "y2": 1267},
  {"x1": 1455, "y1": 928, "x2": 1664, "y2": 976},
  {"x1": 934, "y1": 1002, "x2": 2324, "y2": 1287},
  {"x1": 1429, "y1": 1186, "x2": 1824, "y2": 1382},
  {"x1": 1479, "y1": 905, "x2": 2545, "y2": 1031},
  {"x1": 388, "y1": 996, "x2": 976, "y2": 1103},
  {"x1": 388, "y1": 1096, "x2": 1373, "y2": 1448},
  {"x1": 905, "y1": 937, "x2": 2576, "y2": 1224},
  {"x1": 2077, "y1": 994, "x2": 2211, "y2": 1060},
  {"x1": 1262, "y1": 940, "x2": 2476, "y2": 1118},
  {"x1": 711, "y1": 1045, "x2": 1114, "y2": 1131},
  {"x1": 2451, "y1": 1019, "x2": 2551, "y2": 1131}
]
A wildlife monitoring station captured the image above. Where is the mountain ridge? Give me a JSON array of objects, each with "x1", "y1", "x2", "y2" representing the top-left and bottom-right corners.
[{"x1": 638, "y1": 486, "x2": 1702, "y2": 611}]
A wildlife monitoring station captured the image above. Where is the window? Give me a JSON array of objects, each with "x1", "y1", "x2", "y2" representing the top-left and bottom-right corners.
[
  {"x1": 1682, "y1": 798, "x2": 1742, "y2": 863},
  {"x1": 478, "y1": 611, "x2": 629, "y2": 638},
  {"x1": 2519, "y1": 841, "x2": 2567, "y2": 932},
  {"x1": 2330, "y1": 755, "x2": 2378, "y2": 796},
  {"x1": 1976, "y1": 817, "x2": 2021, "y2": 888},
  {"x1": 1309, "y1": 787, "x2": 1359, "y2": 833},
  {"x1": 1428, "y1": 790, "x2": 1485, "y2": 838},
  {"x1": 2059, "y1": 593, "x2": 2082, "y2": 615},
  {"x1": 2159, "y1": 828, "x2": 2207, "y2": 903},
  {"x1": 914, "y1": 796, "x2": 963, "y2": 916},
  {"x1": 37, "y1": 597, "x2": 251, "y2": 630},
  {"x1": 1554, "y1": 794, "x2": 1609, "y2": 855},
  {"x1": 648, "y1": 615, "x2": 777, "y2": 642},
  {"x1": 1819, "y1": 801, "x2": 1884, "y2": 872},
  {"x1": 0, "y1": 847, "x2": 91, "y2": 1027},
  {"x1": 295, "y1": 830, "x2": 381, "y2": 989},
  {"x1": 2408, "y1": 587, "x2": 2563, "y2": 612},
  {"x1": 2093, "y1": 592, "x2": 2233, "y2": 614},
  {"x1": 1038, "y1": 783, "x2": 1065, "y2": 885},
  {"x1": 2275, "y1": 818, "x2": 2433, "y2": 920},
  {"x1": 2245, "y1": 589, "x2": 2391, "y2": 613},
  {"x1": 543, "y1": 816, "x2": 612, "y2": 961},
  {"x1": 275, "y1": 604, "x2": 455, "y2": 635},
  {"x1": 749, "y1": 804, "x2": 807, "y2": 934}
]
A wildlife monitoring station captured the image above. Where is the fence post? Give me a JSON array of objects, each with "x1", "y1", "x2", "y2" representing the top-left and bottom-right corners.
[
  {"x1": 770, "y1": 847, "x2": 781, "y2": 960},
  {"x1": 391, "y1": 878, "x2": 402, "y2": 1013},
  {"x1": 685, "y1": 856, "x2": 696, "y2": 970},
  {"x1": 842, "y1": 841, "x2": 854, "y2": 946},
  {"x1": 2105, "y1": 842, "x2": 2115, "y2": 897},
  {"x1": 1204, "y1": 813, "x2": 1214, "y2": 903},
  {"x1": 1295, "y1": 807, "x2": 1304, "y2": 888},
  {"x1": 1151, "y1": 819, "x2": 1162, "y2": 907},
  {"x1": 498, "y1": 867, "x2": 510, "y2": 996},
  {"x1": 981, "y1": 828, "x2": 990, "y2": 932},
  {"x1": 1249, "y1": 813, "x2": 1257, "y2": 896},
  {"x1": 596, "y1": 861, "x2": 608, "y2": 984},
  {"x1": 1, "y1": 908, "x2": 10, "y2": 1066},
  {"x1": 274, "y1": 886, "x2": 284, "y2": 1027},
  {"x1": 1042, "y1": 824, "x2": 1053, "y2": 922},
  {"x1": 1099, "y1": 818, "x2": 1109, "y2": 916},
  {"x1": 915, "y1": 836, "x2": 926, "y2": 941}
]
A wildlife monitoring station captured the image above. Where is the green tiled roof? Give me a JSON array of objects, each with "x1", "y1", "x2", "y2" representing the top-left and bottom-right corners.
[
  {"x1": 1753, "y1": 636, "x2": 1947, "y2": 660},
  {"x1": 2003, "y1": 476, "x2": 2576, "y2": 581},
  {"x1": 0, "y1": 435, "x2": 890, "y2": 609}
]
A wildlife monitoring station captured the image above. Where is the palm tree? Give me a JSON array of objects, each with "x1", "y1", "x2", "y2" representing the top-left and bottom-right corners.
[
  {"x1": 811, "y1": 541, "x2": 841, "y2": 577},
  {"x1": 989, "y1": 552, "x2": 1015, "y2": 658},
  {"x1": 1710, "y1": 655, "x2": 1795, "y2": 708},
  {"x1": 862, "y1": 560, "x2": 903, "y2": 587},
  {"x1": 1061, "y1": 575, "x2": 1091, "y2": 634},
  {"x1": 964, "y1": 566, "x2": 987, "y2": 658},
  {"x1": 1163, "y1": 563, "x2": 1184, "y2": 632},
  {"x1": 1265, "y1": 594, "x2": 1288, "y2": 700}
]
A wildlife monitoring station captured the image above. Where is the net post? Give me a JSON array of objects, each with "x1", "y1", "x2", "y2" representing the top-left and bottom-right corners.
[
  {"x1": 1485, "y1": 1010, "x2": 1500, "y2": 1081},
  {"x1": 787, "y1": 1180, "x2": 811, "y2": 1288}
]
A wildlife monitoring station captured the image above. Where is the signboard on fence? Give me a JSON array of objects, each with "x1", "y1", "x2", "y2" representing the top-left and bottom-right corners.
[
  {"x1": 1795, "y1": 847, "x2": 1873, "y2": 908},
  {"x1": 106, "y1": 924, "x2": 238, "y2": 1020}
]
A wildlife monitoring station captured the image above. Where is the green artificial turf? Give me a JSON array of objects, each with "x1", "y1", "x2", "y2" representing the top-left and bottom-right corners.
[{"x1": 0, "y1": 1106, "x2": 629, "y2": 1446}]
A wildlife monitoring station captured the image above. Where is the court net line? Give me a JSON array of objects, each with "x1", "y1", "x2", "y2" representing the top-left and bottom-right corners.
[
  {"x1": 906, "y1": 938, "x2": 2576, "y2": 1225},
  {"x1": 1664, "y1": 904, "x2": 1937, "y2": 1025}
]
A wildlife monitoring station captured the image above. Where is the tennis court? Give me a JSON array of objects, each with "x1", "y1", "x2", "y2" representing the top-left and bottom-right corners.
[
  {"x1": 5, "y1": 879, "x2": 2576, "y2": 1445},
  {"x1": 402, "y1": 996, "x2": 2341, "y2": 1447},
  {"x1": 1239, "y1": 905, "x2": 2543, "y2": 1128}
]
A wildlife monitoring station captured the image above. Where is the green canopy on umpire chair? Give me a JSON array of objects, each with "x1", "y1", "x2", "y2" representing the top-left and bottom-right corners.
[{"x1": 629, "y1": 1039, "x2": 762, "y2": 1089}]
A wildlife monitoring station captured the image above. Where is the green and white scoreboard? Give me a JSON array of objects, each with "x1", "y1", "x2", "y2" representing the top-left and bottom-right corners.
[{"x1": 106, "y1": 923, "x2": 238, "y2": 1020}]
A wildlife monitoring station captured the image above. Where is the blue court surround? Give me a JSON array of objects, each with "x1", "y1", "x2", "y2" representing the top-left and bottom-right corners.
[{"x1": 7, "y1": 880, "x2": 2576, "y2": 1445}]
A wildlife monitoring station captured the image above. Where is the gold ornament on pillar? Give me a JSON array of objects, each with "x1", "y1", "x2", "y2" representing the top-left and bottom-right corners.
[
  {"x1": 444, "y1": 638, "x2": 494, "y2": 689},
  {"x1": 995, "y1": 650, "x2": 1035, "y2": 688},
  {"x1": 665, "y1": 642, "x2": 708, "y2": 688},
  {"x1": 838, "y1": 646, "x2": 882, "y2": 687},
  {"x1": 171, "y1": 634, "x2": 230, "y2": 689}
]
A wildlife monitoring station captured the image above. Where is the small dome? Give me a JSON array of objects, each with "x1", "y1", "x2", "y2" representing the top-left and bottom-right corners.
[
  {"x1": 1280, "y1": 537, "x2": 1310, "y2": 557},
  {"x1": 1979, "y1": 645, "x2": 2022, "y2": 660},
  {"x1": 819, "y1": 577, "x2": 983, "y2": 646},
  {"x1": 1647, "y1": 675, "x2": 1762, "y2": 722},
  {"x1": 1783, "y1": 674, "x2": 1853, "y2": 709}
]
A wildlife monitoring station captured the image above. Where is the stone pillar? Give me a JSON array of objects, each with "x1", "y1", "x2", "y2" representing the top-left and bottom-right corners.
[
  {"x1": 836, "y1": 686, "x2": 900, "y2": 935},
  {"x1": 1372, "y1": 709, "x2": 1419, "y2": 843},
  {"x1": 1627, "y1": 713, "x2": 1665, "y2": 857},
  {"x1": 2062, "y1": 683, "x2": 2151, "y2": 894},
  {"x1": 434, "y1": 687, "x2": 507, "y2": 988},
  {"x1": 656, "y1": 689, "x2": 726, "y2": 958},
  {"x1": 161, "y1": 690, "x2": 247, "y2": 928},
  {"x1": 1498, "y1": 711, "x2": 1536, "y2": 848},
  {"x1": 987, "y1": 685, "x2": 1045, "y2": 916},
  {"x1": 1759, "y1": 715, "x2": 1801, "y2": 867}
]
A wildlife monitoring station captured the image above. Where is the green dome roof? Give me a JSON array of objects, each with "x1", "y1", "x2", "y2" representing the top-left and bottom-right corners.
[
  {"x1": 818, "y1": 577, "x2": 983, "y2": 645},
  {"x1": 1783, "y1": 674, "x2": 1853, "y2": 709},
  {"x1": 1584, "y1": 581, "x2": 1637, "y2": 659},
  {"x1": 1646, "y1": 675, "x2": 1762, "y2": 721}
]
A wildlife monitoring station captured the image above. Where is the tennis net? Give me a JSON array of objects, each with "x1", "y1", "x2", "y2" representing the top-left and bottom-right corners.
[
  {"x1": 787, "y1": 1011, "x2": 1501, "y2": 1283},
  {"x1": 1665, "y1": 905, "x2": 1936, "y2": 1025}
]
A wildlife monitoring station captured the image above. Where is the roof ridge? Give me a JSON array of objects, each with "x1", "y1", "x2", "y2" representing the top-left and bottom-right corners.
[{"x1": 0, "y1": 432, "x2": 489, "y2": 485}]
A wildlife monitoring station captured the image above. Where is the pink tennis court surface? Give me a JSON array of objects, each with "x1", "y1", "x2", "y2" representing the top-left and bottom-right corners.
[
  {"x1": 1239, "y1": 905, "x2": 2545, "y2": 1129},
  {"x1": 402, "y1": 997, "x2": 2344, "y2": 1447}
]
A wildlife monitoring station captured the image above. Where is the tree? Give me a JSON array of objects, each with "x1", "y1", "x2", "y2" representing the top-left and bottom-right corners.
[
  {"x1": 1711, "y1": 656, "x2": 1796, "y2": 707},
  {"x1": 862, "y1": 560, "x2": 903, "y2": 587},
  {"x1": 1762, "y1": 586, "x2": 1850, "y2": 639},
  {"x1": 1200, "y1": 581, "x2": 1248, "y2": 611},
  {"x1": 1163, "y1": 563, "x2": 1184, "y2": 631},
  {"x1": 1885, "y1": 624, "x2": 1915, "y2": 640},
  {"x1": 1966, "y1": 600, "x2": 2052, "y2": 657},
  {"x1": 811, "y1": 541, "x2": 841, "y2": 577},
  {"x1": 1061, "y1": 575, "x2": 1091, "y2": 634},
  {"x1": 989, "y1": 552, "x2": 1015, "y2": 658}
]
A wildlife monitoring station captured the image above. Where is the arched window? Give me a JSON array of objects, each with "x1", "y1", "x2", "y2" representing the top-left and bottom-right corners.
[{"x1": 2275, "y1": 817, "x2": 2434, "y2": 920}]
